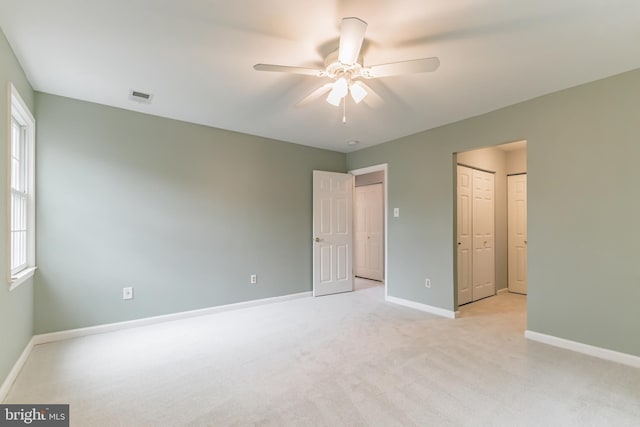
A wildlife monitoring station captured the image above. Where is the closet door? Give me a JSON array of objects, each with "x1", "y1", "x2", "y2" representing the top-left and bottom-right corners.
[
  {"x1": 457, "y1": 166, "x2": 495, "y2": 305},
  {"x1": 457, "y1": 166, "x2": 473, "y2": 305},
  {"x1": 354, "y1": 184, "x2": 384, "y2": 281},
  {"x1": 508, "y1": 174, "x2": 527, "y2": 294},
  {"x1": 471, "y1": 169, "x2": 495, "y2": 301}
]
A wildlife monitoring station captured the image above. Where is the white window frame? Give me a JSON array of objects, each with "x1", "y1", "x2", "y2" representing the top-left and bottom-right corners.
[{"x1": 7, "y1": 83, "x2": 36, "y2": 290}]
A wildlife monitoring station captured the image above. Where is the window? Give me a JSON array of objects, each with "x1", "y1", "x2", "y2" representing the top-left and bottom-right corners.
[{"x1": 8, "y1": 83, "x2": 36, "y2": 289}]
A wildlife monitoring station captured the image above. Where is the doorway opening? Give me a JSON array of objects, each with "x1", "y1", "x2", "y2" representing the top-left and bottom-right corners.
[
  {"x1": 311, "y1": 165, "x2": 388, "y2": 297},
  {"x1": 454, "y1": 141, "x2": 527, "y2": 310},
  {"x1": 350, "y1": 164, "x2": 388, "y2": 296}
]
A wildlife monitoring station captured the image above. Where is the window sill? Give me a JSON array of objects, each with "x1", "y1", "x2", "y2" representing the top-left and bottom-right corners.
[{"x1": 9, "y1": 266, "x2": 37, "y2": 291}]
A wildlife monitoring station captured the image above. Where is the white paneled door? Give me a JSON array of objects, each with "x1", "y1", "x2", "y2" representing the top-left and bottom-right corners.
[
  {"x1": 508, "y1": 174, "x2": 527, "y2": 294},
  {"x1": 313, "y1": 171, "x2": 354, "y2": 296},
  {"x1": 354, "y1": 183, "x2": 384, "y2": 281},
  {"x1": 472, "y1": 168, "x2": 495, "y2": 300},
  {"x1": 457, "y1": 165, "x2": 495, "y2": 305},
  {"x1": 457, "y1": 166, "x2": 473, "y2": 305}
]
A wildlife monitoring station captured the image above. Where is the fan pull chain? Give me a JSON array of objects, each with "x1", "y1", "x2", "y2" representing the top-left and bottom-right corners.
[{"x1": 342, "y1": 99, "x2": 347, "y2": 124}]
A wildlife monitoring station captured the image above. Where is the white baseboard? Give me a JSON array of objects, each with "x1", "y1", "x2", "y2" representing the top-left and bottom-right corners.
[
  {"x1": 525, "y1": 330, "x2": 640, "y2": 369},
  {"x1": 33, "y1": 291, "x2": 312, "y2": 346},
  {"x1": 497, "y1": 288, "x2": 509, "y2": 295},
  {"x1": 0, "y1": 337, "x2": 35, "y2": 403},
  {"x1": 386, "y1": 296, "x2": 457, "y2": 319}
]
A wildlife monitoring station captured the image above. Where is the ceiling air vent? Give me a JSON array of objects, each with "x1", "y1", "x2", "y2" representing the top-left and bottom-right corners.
[{"x1": 128, "y1": 89, "x2": 153, "y2": 104}]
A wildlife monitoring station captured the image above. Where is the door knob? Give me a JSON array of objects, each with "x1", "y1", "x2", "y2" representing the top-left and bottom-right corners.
[
  {"x1": 458, "y1": 242, "x2": 461, "y2": 245},
  {"x1": 314, "y1": 237, "x2": 321, "y2": 243},
  {"x1": 525, "y1": 240, "x2": 527, "y2": 244}
]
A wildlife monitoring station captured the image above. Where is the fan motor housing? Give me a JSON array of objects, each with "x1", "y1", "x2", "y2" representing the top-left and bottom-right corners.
[{"x1": 324, "y1": 49, "x2": 364, "y2": 79}]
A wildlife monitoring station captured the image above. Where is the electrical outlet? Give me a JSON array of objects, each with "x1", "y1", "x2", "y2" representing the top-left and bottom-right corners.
[
  {"x1": 250, "y1": 274, "x2": 257, "y2": 284},
  {"x1": 123, "y1": 287, "x2": 133, "y2": 300},
  {"x1": 425, "y1": 278, "x2": 431, "y2": 288}
]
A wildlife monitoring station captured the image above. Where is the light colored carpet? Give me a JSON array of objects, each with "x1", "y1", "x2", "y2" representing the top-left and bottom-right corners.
[{"x1": 5, "y1": 287, "x2": 640, "y2": 426}]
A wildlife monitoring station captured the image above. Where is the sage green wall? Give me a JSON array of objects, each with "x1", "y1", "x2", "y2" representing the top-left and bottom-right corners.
[
  {"x1": 347, "y1": 68, "x2": 640, "y2": 356},
  {"x1": 34, "y1": 93, "x2": 346, "y2": 334},
  {"x1": 456, "y1": 146, "x2": 508, "y2": 292},
  {"x1": 506, "y1": 147, "x2": 527, "y2": 175},
  {"x1": 0, "y1": 29, "x2": 34, "y2": 388}
]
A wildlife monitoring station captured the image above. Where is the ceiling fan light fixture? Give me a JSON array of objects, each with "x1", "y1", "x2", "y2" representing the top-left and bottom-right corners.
[
  {"x1": 326, "y1": 90, "x2": 342, "y2": 106},
  {"x1": 326, "y1": 77, "x2": 348, "y2": 106},
  {"x1": 334, "y1": 77, "x2": 348, "y2": 97},
  {"x1": 349, "y1": 81, "x2": 368, "y2": 104},
  {"x1": 254, "y1": 16, "x2": 440, "y2": 115}
]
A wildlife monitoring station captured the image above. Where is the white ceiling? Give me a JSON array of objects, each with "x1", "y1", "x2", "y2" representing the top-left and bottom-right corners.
[{"x1": 1, "y1": 1, "x2": 639, "y2": 153}]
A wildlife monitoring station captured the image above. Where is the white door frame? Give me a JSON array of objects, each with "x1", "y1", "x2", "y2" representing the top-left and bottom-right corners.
[{"x1": 349, "y1": 163, "x2": 388, "y2": 298}]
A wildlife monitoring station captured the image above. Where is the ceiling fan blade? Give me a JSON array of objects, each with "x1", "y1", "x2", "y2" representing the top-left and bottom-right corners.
[
  {"x1": 357, "y1": 82, "x2": 383, "y2": 108},
  {"x1": 254, "y1": 64, "x2": 325, "y2": 77},
  {"x1": 338, "y1": 17, "x2": 367, "y2": 65},
  {"x1": 366, "y1": 57, "x2": 440, "y2": 78},
  {"x1": 296, "y1": 83, "x2": 333, "y2": 107}
]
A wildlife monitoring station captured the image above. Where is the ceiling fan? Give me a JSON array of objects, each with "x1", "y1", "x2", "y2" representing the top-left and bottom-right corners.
[{"x1": 254, "y1": 17, "x2": 440, "y2": 112}]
